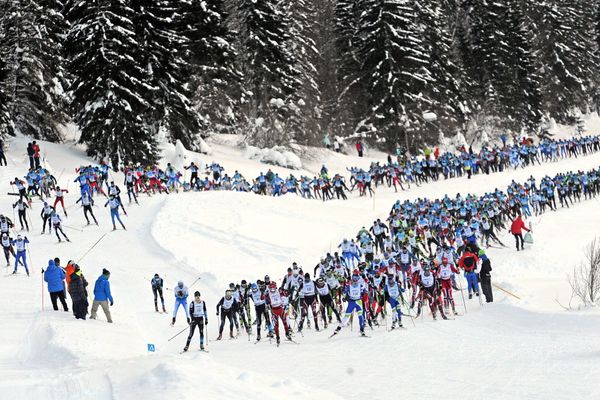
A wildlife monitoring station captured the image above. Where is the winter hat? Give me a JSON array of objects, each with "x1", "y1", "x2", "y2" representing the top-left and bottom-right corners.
[
  {"x1": 478, "y1": 249, "x2": 486, "y2": 256},
  {"x1": 194, "y1": 291, "x2": 201, "y2": 297},
  {"x1": 102, "y1": 268, "x2": 110, "y2": 276}
]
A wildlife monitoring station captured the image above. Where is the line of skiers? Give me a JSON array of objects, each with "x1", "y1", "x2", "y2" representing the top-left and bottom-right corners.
[{"x1": 165, "y1": 163, "x2": 600, "y2": 350}]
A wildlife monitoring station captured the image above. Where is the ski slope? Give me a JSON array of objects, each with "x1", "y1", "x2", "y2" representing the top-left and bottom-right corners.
[{"x1": 1, "y1": 133, "x2": 600, "y2": 400}]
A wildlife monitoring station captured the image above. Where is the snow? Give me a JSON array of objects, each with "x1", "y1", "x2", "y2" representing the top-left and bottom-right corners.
[{"x1": 1, "y1": 132, "x2": 600, "y2": 399}]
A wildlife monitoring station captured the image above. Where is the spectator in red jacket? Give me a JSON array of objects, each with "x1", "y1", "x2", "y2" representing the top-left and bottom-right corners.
[
  {"x1": 32, "y1": 141, "x2": 41, "y2": 169},
  {"x1": 510, "y1": 213, "x2": 530, "y2": 251},
  {"x1": 355, "y1": 141, "x2": 363, "y2": 157},
  {"x1": 458, "y1": 248, "x2": 480, "y2": 298}
]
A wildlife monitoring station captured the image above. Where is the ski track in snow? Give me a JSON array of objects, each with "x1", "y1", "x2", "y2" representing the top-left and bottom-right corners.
[{"x1": 0, "y1": 134, "x2": 599, "y2": 399}]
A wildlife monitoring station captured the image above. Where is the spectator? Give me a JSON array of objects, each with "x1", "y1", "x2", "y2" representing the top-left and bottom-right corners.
[
  {"x1": 90, "y1": 268, "x2": 113, "y2": 323},
  {"x1": 44, "y1": 259, "x2": 68, "y2": 312},
  {"x1": 68, "y1": 264, "x2": 89, "y2": 320}
]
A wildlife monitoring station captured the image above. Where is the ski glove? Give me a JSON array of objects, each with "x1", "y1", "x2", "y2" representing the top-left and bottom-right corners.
[{"x1": 110, "y1": 301, "x2": 114, "y2": 306}]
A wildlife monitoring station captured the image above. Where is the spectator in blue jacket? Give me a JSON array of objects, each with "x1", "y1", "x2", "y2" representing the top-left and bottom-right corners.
[
  {"x1": 90, "y1": 268, "x2": 113, "y2": 323},
  {"x1": 44, "y1": 259, "x2": 68, "y2": 311}
]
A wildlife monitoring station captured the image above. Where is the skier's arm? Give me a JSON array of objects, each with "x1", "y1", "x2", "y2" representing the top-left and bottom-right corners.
[{"x1": 216, "y1": 298, "x2": 223, "y2": 314}]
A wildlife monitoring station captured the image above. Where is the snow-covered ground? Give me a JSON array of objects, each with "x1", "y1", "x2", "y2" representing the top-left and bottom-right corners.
[{"x1": 1, "y1": 133, "x2": 600, "y2": 400}]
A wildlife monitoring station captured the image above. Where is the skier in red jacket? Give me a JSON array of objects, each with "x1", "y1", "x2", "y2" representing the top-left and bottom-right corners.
[{"x1": 510, "y1": 213, "x2": 530, "y2": 251}]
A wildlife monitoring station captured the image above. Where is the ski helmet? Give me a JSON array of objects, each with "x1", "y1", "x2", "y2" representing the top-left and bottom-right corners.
[{"x1": 250, "y1": 283, "x2": 258, "y2": 291}]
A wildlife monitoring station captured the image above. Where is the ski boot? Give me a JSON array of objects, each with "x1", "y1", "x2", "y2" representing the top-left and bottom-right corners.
[
  {"x1": 200, "y1": 344, "x2": 205, "y2": 351},
  {"x1": 442, "y1": 313, "x2": 448, "y2": 320},
  {"x1": 390, "y1": 321, "x2": 396, "y2": 330},
  {"x1": 276, "y1": 336, "x2": 281, "y2": 346},
  {"x1": 452, "y1": 306, "x2": 458, "y2": 316},
  {"x1": 468, "y1": 293, "x2": 473, "y2": 299},
  {"x1": 155, "y1": 305, "x2": 159, "y2": 312},
  {"x1": 230, "y1": 331, "x2": 235, "y2": 339},
  {"x1": 216, "y1": 334, "x2": 223, "y2": 341},
  {"x1": 331, "y1": 326, "x2": 341, "y2": 337},
  {"x1": 285, "y1": 331, "x2": 292, "y2": 341},
  {"x1": 171, "y1": 317, "x2": 176, "y2": 326},
  {"x1": 360, "y1": 330, "x2": 366, "y2": 337},
  {"x1": 162, "y1": 305, "x2": 167, "y2": 313},
  {"x1": 183, "y1": 346, "x2": 188, "y2": 352}
]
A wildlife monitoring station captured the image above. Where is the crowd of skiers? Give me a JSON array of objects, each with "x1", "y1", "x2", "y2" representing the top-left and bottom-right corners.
[
  {"x1": 166, "y1": 163, "x2": 600, "y2": 351},
  {"x1": 3, "y1": 134, "x2": 600, "y2": 351}
]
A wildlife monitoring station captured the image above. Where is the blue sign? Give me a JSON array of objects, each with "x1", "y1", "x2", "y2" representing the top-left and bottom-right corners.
[{"x1": 147, "y1": 344, "x2": 156, "y2": 352}]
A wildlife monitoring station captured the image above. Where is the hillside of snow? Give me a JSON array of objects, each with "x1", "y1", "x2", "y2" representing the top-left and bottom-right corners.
[{"x1": 0, "y1": 133, "x2": 599, "y2": 400}]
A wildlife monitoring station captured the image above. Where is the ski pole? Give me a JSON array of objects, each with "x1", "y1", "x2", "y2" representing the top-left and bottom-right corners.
[
  {"x1": 168, "y1": 325, "x2": 189, "y2": 342},
  {"x1": 76, "y1": 232, "x2": 107, "y2": 264},
  {"x1": 41, "y1": 267, "x2": 44, "y2": 311},
  {"x1": 189, "y1": 277, "x2": 202, "y2": 290},
  {"x1": 458, "y1": 272, "x2": 467, "y2": 314},
  {"x1": 492, "y1": 283, "x2": 521, "y2": 300},
  {"x1": 63, "y1": 225, "x2": 84, "y2": 232}
]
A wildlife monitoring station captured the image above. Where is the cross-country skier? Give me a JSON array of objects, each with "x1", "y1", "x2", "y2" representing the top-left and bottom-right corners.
[
  {"x1": 151, "y1": 273, "x2": 166, "y2": 312},
  {"x1": 216, "y1": 289, "x2": 238, "y2": 340},
  {"x1": 265, "y1": 281, "x2": 292, "y2": 345},
  {"x1": 249, "y1": 282, "x2": 273, "y2": 341},
  {"x1": 0, "y1": 215, "x2": 14, "y2": 236},
  {"x1": 40, "y1": 202, "x2": 54, "y2": 234},
  {"x1": 316, "y1": 277, "x2": 341, "y2": 328},
  {"x1": 12, "y1": 199, "x2": 29, "y2": 231},
  {"x1": 438, "y1": 257, "x2": 459, "y2": 315},
  {"x1": 183, "y1": 291, "x2": 207, "y2": 352},
  {"x1": 76, "y1": 191, "x2": 98, "y2": 225},
  {"x1": 104, "y1": 195, "x2": 126, "y2": 231},
  {"x1": 1, "y1": 233, "x2": 22, "y2": 267},
  {"x1": 53, "y1": 186, "x2": 68, "y2": 216},
  {"x1": 384, "y1": 273, "x2": 404, "y2": 329},
  {"x1": 171, "y1": 281, "x2": 190, "y2": 325},
  {"x1": 11, "y1": 234, "x2": 29, "y2": 276},
  {"x1": 298, "y1": 273, "x2": 320, "y2": 332},
  {"x1": 331, "y1": 272, "x2": 367, "y2": 337},
  {"x1": 415, "y1": 265, "x2": 447, "y2": 320},
  {"x1": 50, "y1": 210, "x2": 70, "y2": 242}
]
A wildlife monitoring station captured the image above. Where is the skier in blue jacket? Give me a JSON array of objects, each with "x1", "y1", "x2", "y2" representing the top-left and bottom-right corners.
[
  {"x1": 171, "y1": 281, "x2": 190, "y2": 326},
  {"x1": 11, "y1": 235, "x2": 29, "y2": 276},
  {"x1": 44, "y1": 259, "x2": 68, "y2": 311},
  {"x1": 90, "y1": 268, "x2": 113, "y2": 323}
]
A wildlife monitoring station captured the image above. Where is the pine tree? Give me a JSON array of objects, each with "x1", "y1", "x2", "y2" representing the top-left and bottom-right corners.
[
  {"x1": 179, "y1": 0, "x2": 241, "y2": 137},
  {"x1": 130, "y1": 0, "x2": 202, "y2": 150},
  {"x1": 65, "y1": 0, "x2": 159, "y2": 168},
  {"x1": 356, "y1": 0, "x2": 431, "y2": 149},
  {"x1": 278, "y1": 0, "x2": 322, "y2": 145},
  {"x1": 0, "y1": 56, "x2": 13, "y2": 137},
  {"x1": 536, "y1": 0, "x2": 598, "y2": 123},
  {"x1": 237, "y1": 0, "x2": 301, "y2": 147},
  {"x1": 333, "y1": 0, "x2": 367, "y2": 138},
  {"x1": 463, "y1": 0, "x2": 542, "y2": 131},
  {"x1": 415, "y1": 0, "x2": 469, "y2": 135},
  {"x1": 0, "y1": 0, "x2": 68, "y2": 141}
]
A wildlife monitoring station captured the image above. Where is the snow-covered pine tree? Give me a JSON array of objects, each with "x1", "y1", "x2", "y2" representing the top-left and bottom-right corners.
[
  {"x1": 356, "y1": 0, "x2": 431, "y2": 150},
  {"x1": 0, "y1": 56, "x2": 13, "y2": 137},
  {"x1": 333, "y1": 0, "x2": 367, "y2": 138},
  {"x1": 463, "y1": 0, "x2": 541, "y2": 132},
  {"x1": 65, "y1": 0, "x2": 159, "y2": 168},
  {"x1": 237, "y1": 0, "x2": 301, "y2": 147},
  {"x1": 312, "y1": 0, "x2": 342, "y2": 141},
  {"x1": 179, "y1": 0, "x2": 241, "y2": 137},
  {"x1": 130, "y1": 0, "x2": 202, "y2": 150},
  {"x1": 536, "y1": 0, "x2": 598, "y2": 123},
  {"x1": 503, "y1": 2, "x2": 542, "y2": 131},
  {"x1": 278, "y1": 0, "x2": 322, "y2": 146},
  {"x1": 415, "y1": 0, "x2": 469, "y2": 136},
  {"x1": 0, "y1": 0, "x2": 68, "y2": 141}
]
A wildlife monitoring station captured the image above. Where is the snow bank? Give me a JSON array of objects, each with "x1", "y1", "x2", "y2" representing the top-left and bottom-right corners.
[{"x1": 243, "y1": 145, "x2": 303, "y2": 170}]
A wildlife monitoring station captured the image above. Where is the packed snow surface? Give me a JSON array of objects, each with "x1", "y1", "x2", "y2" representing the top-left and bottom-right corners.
[{"x1": 0, "y1": 132, "x2": 599, "y2": 400}]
